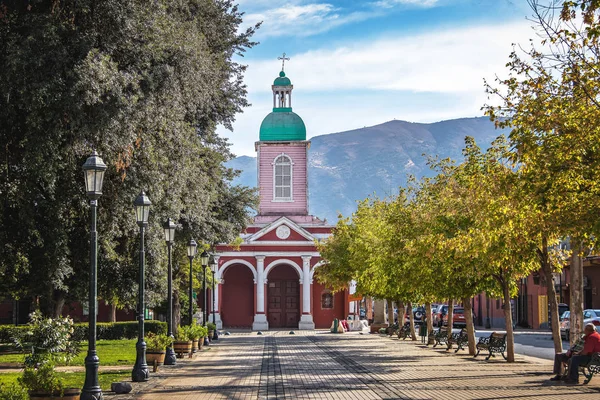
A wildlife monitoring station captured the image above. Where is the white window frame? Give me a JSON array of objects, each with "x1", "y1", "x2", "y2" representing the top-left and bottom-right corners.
[{"x1": 272, "y1": 153, "x2": 293, "y2": 202}]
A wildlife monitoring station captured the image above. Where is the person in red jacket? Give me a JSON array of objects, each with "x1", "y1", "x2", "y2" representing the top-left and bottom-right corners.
[{"x1": 563, "y1": 323, "x2": 600, "y2": 384}]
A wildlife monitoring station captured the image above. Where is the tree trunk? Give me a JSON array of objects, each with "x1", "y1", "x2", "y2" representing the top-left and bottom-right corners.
[
  {"x1": 425, "y1": 302, "x2": 435, "y2": 345},
  {"x1": 569, "y1": 243, "x2": 584, "y2": 344},
  {"x1": 386, "y1": 299, "x2": 395, "y2": 324},
  {"x1": 539, "y1": 236, "x2": 562, "y2": 353},
  {"x1": 502, "y1": 278, "x2": 515, "y2": 362},
  {"x1": 462, "y1": 297, "x2": 477, "y2": 355},
  {"x1": 447, "y1": 299, "x2": 454, "y2": 345},
  {"x1": 110, "y1": 303, "x2": 117, "y2": 323},
  {"x1": 407, "y1": 301, "x2": 417, "y2": 340},
  {"x1": 173, "y1": 289, "x2": 181, "y2": 335},
  {"x1": 52, "y1": 291, "x2": 65, "y2": 318},
  {"x1": 396, "y1": 300, "x2": 406, "y2": 330}
]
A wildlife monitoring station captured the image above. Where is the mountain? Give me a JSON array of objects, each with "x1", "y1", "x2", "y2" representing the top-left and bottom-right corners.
[{"x1": 226, "y1": 117, "x2": 510, "y2": 222}]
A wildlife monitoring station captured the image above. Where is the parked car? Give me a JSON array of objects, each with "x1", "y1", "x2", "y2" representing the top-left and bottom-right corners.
[
  {"x1": 584, "y1": 309, "x2": 600, "y2": 332},
  {"x1": 558, "y1": 303, "x2": 569, "y2": 319},
  {"x1": 560, "y1": 309, "x2": 600, "y2": 340},
  {"x1": 441, "y1": 306, "x2": 476, "y2": 328},
  {"x1": 560, "y1": 311, "x2": 570, "y2": 340},
  {"x1": 434, "y1": 304, "x2": 448, "y2": 327},
  {"x1": 404, "y1": 306, "x2": 426, "y2": 325}
]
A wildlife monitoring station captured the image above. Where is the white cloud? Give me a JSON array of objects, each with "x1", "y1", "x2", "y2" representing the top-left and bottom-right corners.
[
  {"x1": 243, "y1": 3, "x2": 379, "y2": 38},
  {"x1": 222, "y1": 20, "x2": 535, "y2": 156},
  {"x1": 245, "y1": 20, "x2": 533, "y2": 94},
  {"x1": 373, "y1": 0, "x2": 439, "y2": 8}
]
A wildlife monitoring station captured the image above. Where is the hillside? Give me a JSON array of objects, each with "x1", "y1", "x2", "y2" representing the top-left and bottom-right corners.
[{"x1": 227, "y1": 117, "x2": 510, "y2": 222}]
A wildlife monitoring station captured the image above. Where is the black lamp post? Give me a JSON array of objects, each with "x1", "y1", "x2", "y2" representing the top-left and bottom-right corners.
[
  {"x1": 210, "y1": 256, "x2": 218, "y2": 341},
  {"x1": 81, "y1": 152, "x2": 107, "y2": 400},
  {"x1": 163, "y1": 218, "x2": 177, "y2": 366},
  {"x1": 200, "y1": 250, "x2": 210, "y2": 346},
  {"x1": 187, "y1": 239, "x2": 198, "y2": 326},
  {"x1": 132, "y1": 191, "x2": 151, "y2": 382}
]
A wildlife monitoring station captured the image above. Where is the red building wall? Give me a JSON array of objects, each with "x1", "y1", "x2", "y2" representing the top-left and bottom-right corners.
[
  {"x1": 312, "y1": 281, "x2": 345, "y2": 329},
  {"x1": 221, "y1": 264, "x2": 255, "y2": 328}
]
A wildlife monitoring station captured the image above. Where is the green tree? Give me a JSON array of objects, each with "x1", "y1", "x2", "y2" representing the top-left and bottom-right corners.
[{"x1": 0, "y1": 0, "x2": 258, "y2": 316}]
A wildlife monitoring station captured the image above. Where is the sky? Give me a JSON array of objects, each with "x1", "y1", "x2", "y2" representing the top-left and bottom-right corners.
[{"x1": 220, "y1": 0, "x2": 534, "y2": 157}]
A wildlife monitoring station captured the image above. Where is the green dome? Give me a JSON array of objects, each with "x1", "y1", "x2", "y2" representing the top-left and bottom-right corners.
[
  {"x1": 259, "y1": 109, "x2": 306, "y2": 141},
  {"x1": 273, "y1": 70, "x2": 292, "y2": 86}
]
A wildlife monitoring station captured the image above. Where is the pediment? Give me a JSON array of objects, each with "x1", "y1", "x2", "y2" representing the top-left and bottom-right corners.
[{"x1": 246, "y1": 217, "x2": 315, "y2": 243}]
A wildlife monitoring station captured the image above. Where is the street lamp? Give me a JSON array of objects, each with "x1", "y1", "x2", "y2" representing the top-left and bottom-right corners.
[
  {"x1": 132, "y1": 191, "x2": 151, "y2": 382},
  {"x1": 163, "y1": 218, "x2": 177, "y2": 366},
  {"x1": 200, "y1": 250, "x2": 210, "y2": 346},
  {"x1": 210, "y1": 256, "x2": 219, "y2": 341},
  {"x1": 187, "y1": 239, "x2": 198, "y2": 326},
  {"x1": 81, "y1": 151, "x2": 107, "y2": 400}
]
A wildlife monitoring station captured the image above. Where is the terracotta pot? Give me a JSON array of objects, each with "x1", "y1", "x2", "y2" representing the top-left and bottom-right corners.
[
  {"x1": 173, "y1": 340, "x2": 192, "y2": 358},
  {"x1": 146, "y1": 350, "x2": 166, "y2": 366},
  {"x1": 29, "y1": 388, "x2": 80, "y2": 400},
  {"x1": 209, "y1": 330, "x2": 214, "y2": 339},
  {"x1": 192, "y1": 339, "x2": 199, "y2": 352}
]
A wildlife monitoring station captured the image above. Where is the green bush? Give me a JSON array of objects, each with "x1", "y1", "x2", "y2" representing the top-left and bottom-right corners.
[
  {"x1": 72, "y1": 321, "x2": 166, "y2": 341},
  {"x1": 0, "y1": 326, "x2": 29, "y2": 345},
  {"x1": 145, "y1": 333, "x2": 172, "y2": 351},
  {"x1": 0, "y1": 383, "x2": 28, "y2": 400},
  {"x1": 1, "y1": 321, "x2": 166, "y2": 344}
]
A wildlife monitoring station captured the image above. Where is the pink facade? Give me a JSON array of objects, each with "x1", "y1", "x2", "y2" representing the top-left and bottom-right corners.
[{"x1": 257, "y1": 142, "x2": 309, "y2": 216}]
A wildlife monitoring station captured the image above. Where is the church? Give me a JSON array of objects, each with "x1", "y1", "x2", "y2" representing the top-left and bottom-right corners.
[{"x1": 213, "y1": 61, "x2": 349, "y2": 330}]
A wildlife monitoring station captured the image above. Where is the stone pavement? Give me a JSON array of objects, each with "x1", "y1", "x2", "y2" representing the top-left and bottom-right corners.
[{"x1": 112, "y1": 330, "x2": 600, "y2": 400}]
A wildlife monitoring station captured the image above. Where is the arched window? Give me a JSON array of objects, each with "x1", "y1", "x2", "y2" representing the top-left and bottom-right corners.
[
  {"x1": 273, "y1": 154, "x2": 292, "y2": 200},
  {"x1": 321, "y1": 291, "x2": 334, "y2": 309}
]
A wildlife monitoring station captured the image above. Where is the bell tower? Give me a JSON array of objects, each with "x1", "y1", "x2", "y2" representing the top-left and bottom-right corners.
[{"x1": 255, "y1": 55, "x2": 310, "y2": 220}]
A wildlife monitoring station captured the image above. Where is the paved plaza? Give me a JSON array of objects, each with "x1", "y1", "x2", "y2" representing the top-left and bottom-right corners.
[{"x1": 112, "y1": 331, "x2": 600, "y2": 400}]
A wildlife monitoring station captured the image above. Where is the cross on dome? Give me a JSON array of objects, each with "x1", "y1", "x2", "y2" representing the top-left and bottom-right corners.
[{"x1": 278, "y1": 52, "x2": 290, "y2": 71}]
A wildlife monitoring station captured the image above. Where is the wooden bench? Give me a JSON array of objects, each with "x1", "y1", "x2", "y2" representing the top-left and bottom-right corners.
[
  {"x1": 397, "y1": 323, "x2": 411, "y2": 340},
  {"x1": 447, "y1": 328, "x2": 469, "y2": 353},
  {"x1": 432, "y1": 327, "x2": 449, "y2": 348},
  {"x1": 474, "y1": 332, "x2": 507, "y2": 360}
]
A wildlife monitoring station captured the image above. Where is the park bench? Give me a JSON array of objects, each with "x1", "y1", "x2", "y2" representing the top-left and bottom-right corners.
[
  {"x1": 386, "y1": 322, "x2": 400, "y2": 337},
  {"x1": 474, "y1": 332, "x2": 507, "y2": 360},
  {"x1": 447, "y1": 328, "x2": 469, "y2": 353},
  {"x1": 432, "y1": 327, "x2": 449, "y2": 348},
  {"x1": 564, "y1": 352, "x2": 600, "y2": 384},
  {"x1": 397, "y1": 322, "x2": 411, "y2": 340}
]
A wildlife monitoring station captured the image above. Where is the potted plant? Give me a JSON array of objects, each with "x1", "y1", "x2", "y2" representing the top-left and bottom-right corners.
[
  {"x1": 189, "y1": 322, "x2": 201, "y2": 352},
  {"x1": 173, "y1": 325, "x2": 192, "y2": 358},
  {"x1": 15, "y1": 311, "x2": 81, "y2": 400},
  {"x1": 145, "y1": 333, "x2": 172, "y2": 368},
  {"x1": 207, "y1": 322, "x2": 216, "y2": 340},
  {"x1": 200, "y1": 325, "x2": 209, "y2": 347}
]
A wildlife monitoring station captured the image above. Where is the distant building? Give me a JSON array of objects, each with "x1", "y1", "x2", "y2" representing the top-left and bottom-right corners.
[{"x1": 214, "y1": 65, "x2": 349, "y2": 330}]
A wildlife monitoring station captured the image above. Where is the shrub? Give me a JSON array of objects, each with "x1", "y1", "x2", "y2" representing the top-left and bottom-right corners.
[
  {"x1": 0, "y1": 383, "x2": 28, "y2": 400},
  {"x1": 206, "y1": 322, "x2": 216, "y2": 331},
  {"x1": 145, "y1": 333, "x2": 172, "y2": 351},
  {"x1": 175, "y1": 325, "x2": 193, "y2": 341},
  {"x1": 1, "y1": 320, "x2": 167, "y2": 344}
]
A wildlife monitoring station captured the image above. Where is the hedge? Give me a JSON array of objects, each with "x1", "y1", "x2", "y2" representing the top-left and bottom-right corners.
[{"x1": 0, "y1": 321, "x2": 167, "y2": 344}]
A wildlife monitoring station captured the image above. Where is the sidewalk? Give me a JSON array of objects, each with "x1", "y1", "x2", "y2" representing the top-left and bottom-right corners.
[{"x1": 106, "y1": 330, "x2": 600, "y2": 399}]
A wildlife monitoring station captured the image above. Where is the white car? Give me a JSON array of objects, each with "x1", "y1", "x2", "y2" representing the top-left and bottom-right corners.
[{"x1": 560, "y1": 309, "x2": 600, "y2": 340}]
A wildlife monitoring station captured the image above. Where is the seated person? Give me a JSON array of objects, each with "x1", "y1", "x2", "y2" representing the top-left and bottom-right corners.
[
  {"x1": 551, "y1": 335, "x2": 585, "y2": 380},
  {"x1": 551, "y1": 323, "x2": 600, "y2": 383}
]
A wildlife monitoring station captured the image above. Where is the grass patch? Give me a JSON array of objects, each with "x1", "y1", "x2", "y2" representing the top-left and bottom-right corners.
[
  {"x1": 0, "y1": 370, "x2": 131, "y2": 390},
  {"x1": 0, "y1": 340, "x2": 137, "y2": 366}
]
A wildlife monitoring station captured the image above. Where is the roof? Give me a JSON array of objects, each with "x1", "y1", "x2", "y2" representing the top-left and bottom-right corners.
[
  {"x1": 273, "y1": 70, "x2": 292, "y2": 86},
  {"x1": 259, "y1": 109, "x2": 306, "y2": 141}
]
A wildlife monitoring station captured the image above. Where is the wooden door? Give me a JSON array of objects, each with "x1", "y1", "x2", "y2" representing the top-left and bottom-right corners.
[{"x1": 268, "y1": 280, "x2": 299, "y2": 328}]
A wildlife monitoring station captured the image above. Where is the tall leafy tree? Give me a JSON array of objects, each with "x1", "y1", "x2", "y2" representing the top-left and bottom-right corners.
[{"x1": 0, "y1": 0, "x2": 258, "y2": 316}]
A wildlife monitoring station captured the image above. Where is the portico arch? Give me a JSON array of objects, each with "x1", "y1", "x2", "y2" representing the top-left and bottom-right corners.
[
  {"x1": 265, "y1": 259, "x2": 302, "y2": 281},
  {"x1": 218, "y1": 259, "x2": 257, "y2": 282}
]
